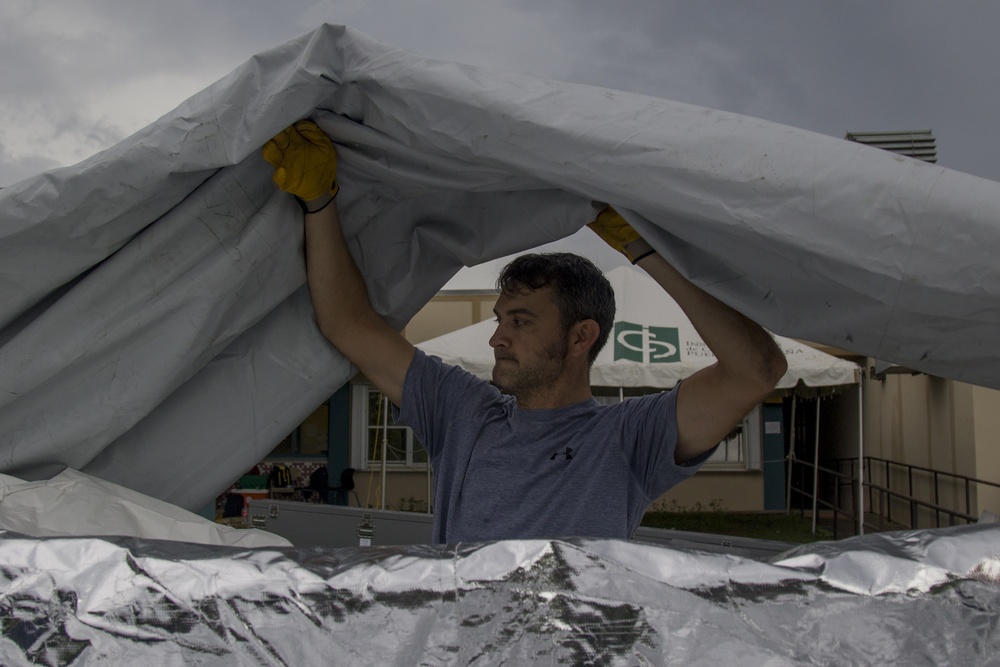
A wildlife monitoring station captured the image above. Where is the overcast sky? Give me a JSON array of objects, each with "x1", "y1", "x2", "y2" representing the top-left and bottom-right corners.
[{"x1": 3, "y1": 1, "x2": 998, "y2": 283}]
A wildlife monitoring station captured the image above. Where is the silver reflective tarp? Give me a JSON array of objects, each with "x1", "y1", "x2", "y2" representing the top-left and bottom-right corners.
[
  {"x1": 1, "y1": 524, "x2": 997, "y2": 665},
  {"x1": 3, "y1": 24, "x2": 1000, "y2": 509}
]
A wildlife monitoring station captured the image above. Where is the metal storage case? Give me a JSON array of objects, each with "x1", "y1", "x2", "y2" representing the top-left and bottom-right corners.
[
  {"x1": 248, "y1": 500, "x2": 433, "y2": 548},
  {"x1": 247, "y1": 499, "x2": 794, "y2": 558}
]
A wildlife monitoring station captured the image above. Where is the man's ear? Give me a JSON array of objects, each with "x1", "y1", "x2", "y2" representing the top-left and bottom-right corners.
[{"x1": 569, "y1": 319, "x2": 601, "y2": 359}]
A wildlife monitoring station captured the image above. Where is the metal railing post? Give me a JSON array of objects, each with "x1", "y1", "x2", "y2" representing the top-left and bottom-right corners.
[
  {"x1": 833, "y1": 479, "x2": 840, "y2": 540},
  {"x1": 879, "y1": 488, "x2": 886, "y2": 532},
  {"x1": 885, "y1": 460, "x2": 892, "y2": 523},
  {"x1": 933, "y1": 471, "x2": 940, "y2": 528},
  {"x1": 852, "y1": 476, "x2": 859, "y2": 536}
]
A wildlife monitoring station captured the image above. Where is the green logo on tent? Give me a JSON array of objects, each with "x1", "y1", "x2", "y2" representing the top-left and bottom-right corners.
[{"x1": 614, "y1": 322, "x2": 680, "y2": 363}]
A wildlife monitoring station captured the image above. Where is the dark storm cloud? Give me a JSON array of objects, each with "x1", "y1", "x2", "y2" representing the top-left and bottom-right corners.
[
  {"x1": 1, "y1": 1, "x2": 998, "y2": 185},
  {"x1": 511, "y1": 1, "x2": 1000, "y2": 180}
]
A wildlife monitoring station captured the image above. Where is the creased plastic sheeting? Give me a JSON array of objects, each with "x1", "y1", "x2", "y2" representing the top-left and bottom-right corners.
[
  {"x1": 1, "y1": 525, "x2": 998, "y2": 665},
  {"x1": 0, "y1": 468, "x2": 289, "y2": 548},
  {"x1": 2, "y1": 24, "x2": 1000, "y2": 511}
]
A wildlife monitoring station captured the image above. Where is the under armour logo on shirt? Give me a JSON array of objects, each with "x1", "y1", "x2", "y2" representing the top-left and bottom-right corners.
[{"x1": 550, "y1": 447, "x2": 573, "y2": 461}]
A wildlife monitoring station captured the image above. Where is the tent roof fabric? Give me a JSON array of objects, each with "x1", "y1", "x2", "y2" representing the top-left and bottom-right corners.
[{"x1": 419, "y1": 266, "x2": 860, "y2": 391}]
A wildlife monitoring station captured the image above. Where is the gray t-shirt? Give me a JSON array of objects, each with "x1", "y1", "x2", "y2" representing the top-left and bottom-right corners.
[{"x1": 394, "y1": 349, "x2": 711, "y2": 544}]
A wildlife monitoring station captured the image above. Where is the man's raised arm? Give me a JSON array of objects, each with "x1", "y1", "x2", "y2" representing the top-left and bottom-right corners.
[
  {"x1": 263, "y1": 121, "x2": 414, "y2": 407},
  {"x1": 589, "y1": 208, "x2": 787, "y2": 463}
]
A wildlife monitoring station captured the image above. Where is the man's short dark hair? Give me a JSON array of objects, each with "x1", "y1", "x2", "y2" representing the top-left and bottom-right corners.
[{"x1": 496, "y1": 253, "x2": 615, "y2": 364}]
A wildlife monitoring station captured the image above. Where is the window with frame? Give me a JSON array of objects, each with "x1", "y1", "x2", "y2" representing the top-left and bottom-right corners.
[
  {"x1": 350, "y1": 385, "x2": 428, "y2": 470},
  {"x1": 268, "y1": 400, "x2": 329, "y2": 458}
]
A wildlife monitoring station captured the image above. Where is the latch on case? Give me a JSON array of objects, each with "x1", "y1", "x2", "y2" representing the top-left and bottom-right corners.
[{"x1": 356, "y1": 513, "x2": 376, "y2": 546}]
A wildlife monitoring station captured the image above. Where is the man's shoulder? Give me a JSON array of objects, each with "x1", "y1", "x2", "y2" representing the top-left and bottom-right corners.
[
  {"x1": 413, "y1": 348, "x2": 487, "y2": 381},
  {"x1": 592, "y1": 389, "x2": 679, "y2": 426},
  {"x1": 625, "y1": 387, "x2": 678, "y2": 406},
  {"x1": 409, "y1": 349, "x2": 504, "y2": 401}
]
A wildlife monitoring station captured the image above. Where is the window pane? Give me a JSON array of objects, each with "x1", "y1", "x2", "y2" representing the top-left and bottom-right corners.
[
  {"x1": 412, "y1": 439, "x2": 428, "y2": 464},
  {"x1": 368, "y1": 392, "x2": 387, "y2": 427},
  {"x1": 384, "y1": 429, "x2": 407, "y2": 462},
  {"x1": 269, "y1": 433, "x2": 295, "y2": 456},
  {"x1": 368, "y1": 427, "x2": 407, "y2": 463},
  {"x1": 298, "y1": 403, "x2": 329, "y2": 455},
  {"x1": 363, "y1": 387, "x2": 427, "y2": 468},
  {"x1": 709, "y1": 424, "x2": 745, "y2": 464}
]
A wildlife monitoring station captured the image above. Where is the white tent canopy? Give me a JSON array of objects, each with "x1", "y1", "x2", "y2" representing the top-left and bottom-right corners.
[{"x1": 419, "y1": 266, "x2": 860, "y2": 392}]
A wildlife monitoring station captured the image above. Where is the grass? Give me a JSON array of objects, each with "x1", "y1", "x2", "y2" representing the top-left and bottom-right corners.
[{"x1": 640, "y1": 510, "x2": 833, "y2": 544}]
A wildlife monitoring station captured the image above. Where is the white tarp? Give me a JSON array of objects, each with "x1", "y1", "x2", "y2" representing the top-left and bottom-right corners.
[
  {"x1": 0, "y1": 468, "x2": 289, "y2": 548},
  {"x1": 419, "y1": 266, "x2": 861, "y2": 390},
  {"x1": 2, "y1": 24, "x2": 999, "y2": 510}
]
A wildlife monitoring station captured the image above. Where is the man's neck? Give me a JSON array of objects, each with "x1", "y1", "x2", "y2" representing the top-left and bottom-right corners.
[{"x1": 515, "y1": 375, "x2": 593, "y2": 410}]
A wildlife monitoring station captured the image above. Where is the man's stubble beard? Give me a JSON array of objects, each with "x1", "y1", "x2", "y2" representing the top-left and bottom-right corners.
[{"x1": 492, "y1": 336, "x2": 569, "y2": 399}]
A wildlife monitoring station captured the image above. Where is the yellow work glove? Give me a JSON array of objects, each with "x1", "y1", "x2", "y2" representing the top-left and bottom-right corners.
[
  {"x1": 587, "y1": 206, "x2": 655, "y2": 264},
  {"x1": 262, "y1": 120, "x2": 339, "y2": 207}
]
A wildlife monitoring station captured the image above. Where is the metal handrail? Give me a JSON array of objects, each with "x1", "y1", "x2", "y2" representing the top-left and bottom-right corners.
[
  {"x1": 861, "y1": 455, "x2": 1000, "y2": 488},
  {"x1": 846, "y1": 455, "x2": 999, "y2": 529},
  {"x1": 789, "y1": 456, "x2": 994, "y2": 538},
  {"x1": 788, "y1": 459, "x2": 859, "y2": 538}
]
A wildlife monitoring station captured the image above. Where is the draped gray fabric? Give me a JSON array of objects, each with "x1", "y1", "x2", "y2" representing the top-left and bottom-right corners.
[{"x1": 2, "y1": 24, "x2": 998, "y2": 508}]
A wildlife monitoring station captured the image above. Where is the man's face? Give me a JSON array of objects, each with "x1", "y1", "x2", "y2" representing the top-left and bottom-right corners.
[{"x1": 489, "y1": 285, "x2": 569, "y2": 398}]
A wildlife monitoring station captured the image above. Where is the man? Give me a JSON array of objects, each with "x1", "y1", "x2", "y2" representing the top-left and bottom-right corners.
[{"x1": 264, "y1": 120, "x2": 787, "y2": 544}]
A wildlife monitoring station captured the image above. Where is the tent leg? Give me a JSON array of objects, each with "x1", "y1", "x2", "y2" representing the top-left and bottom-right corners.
[
  {"x1": 812, "y1": 399, "x2": 821, "y2": 534},
  {"x1": 858, "y1": 382, "x2": 865, "y2": 535},
  {"x1": 786, "y1": 396, "x2": 796, "y2": 514},
  {"x1": 381, "y1": 394, "x2": 389, "y2": 510}
]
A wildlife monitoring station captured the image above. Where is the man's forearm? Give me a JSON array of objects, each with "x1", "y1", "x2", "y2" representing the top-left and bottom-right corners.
[
  {"x1": 585, "y1": 205, "x2": 786, "y2": 460},
  {"x1": 300, "y1": 196, "x2": 414, "y2": 406},
  {"x1": 263, "y1": 119, "x2": 413, "y2": 405},
  {"x1": 636, "y1": 252, "x2": 786, "y2": 389},
  {"x1": 637, "y1": 250, "x2": 787, "y2": 462},
  {"x1": 302, "y1": 197, "x2": 380, "y2": 345}
]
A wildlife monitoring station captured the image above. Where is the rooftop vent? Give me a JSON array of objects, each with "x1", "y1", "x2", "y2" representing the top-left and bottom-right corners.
[{"x1": 845, "y1": 130, "x2": 937, "y2": 163}]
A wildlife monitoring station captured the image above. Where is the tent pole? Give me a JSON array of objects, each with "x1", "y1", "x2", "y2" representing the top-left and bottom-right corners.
[
  {"x1": 812, "y1": 398, "x2": 821, "y2": 534},
  {"x1": 381, "y1": 394, "x2": 389, "y2": 510},
  {"x1": 786, "y1": 396, "x2": 796, "y2": 514},
  {"x1": 858, "y1": 381, "x2": 865, "y2": 535}
]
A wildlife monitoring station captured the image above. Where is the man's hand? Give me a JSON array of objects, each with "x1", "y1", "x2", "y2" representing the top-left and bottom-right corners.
[
  {"x1": 265, "y1": 119, "x2": 415, "y2": 407},
  {"x1": 262, "y1": 120, "x2": 339, "y2": 201},
  {"x1": 587, "y1": 206, "x2": 654, "y2": 264}
]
